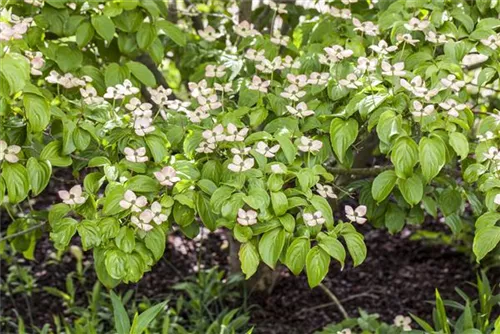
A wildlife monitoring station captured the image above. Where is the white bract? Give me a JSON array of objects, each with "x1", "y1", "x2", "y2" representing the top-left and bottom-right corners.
[
  {"x1": 393, "y1": 315, "x2": 412, "y2": 331},
  {"x1": 297, "y1": 136, "x2": 323, "y2": 153},
  {"x1": 58, "y1": 185, "x2": 86, "y2": 205},
  {"x1": 255, "y1": 141, "x2": 280, "y2": 158},
  {"x1": 154, "y1": 166, "x2": 181, "y2": 187},
  {"x1": 131, "y1": 211, "x2": 154, "y2": 231},
  {"x1": 316, "y1": 184, "x2": 337, "y2": 199},
  {"x1": 286, "y1": 102, "x2": 314, "y2": 118},
  {"x1": 120, "y1": 190, "x2": 147, "y2": 212},
  {"x1": 0, "y1": 140, "x2": 21, "y2": 163},
  {"x1": 345, "y1": 205, "x2": 367, "y2": 224},
  {"x1": 303, "y1": 211, "x2": 325, "y2": 227},
  {"x1": 237, "y1": 209, "x2": 258, "y2": 226},
  {"x1": 124, "y1": 147, "x2": 148, "y2": 163},
  {"x1": 228, "y1": 155, "x2": 255, "y2": 172}
]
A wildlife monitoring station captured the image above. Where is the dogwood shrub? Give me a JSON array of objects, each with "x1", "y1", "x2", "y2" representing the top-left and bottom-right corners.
[{"x1": 1, "y1": 0, "x2": 499, "y2": 288}]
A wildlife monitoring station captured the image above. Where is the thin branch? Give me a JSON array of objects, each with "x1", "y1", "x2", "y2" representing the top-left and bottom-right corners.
[
  {"x1": 326, "y1": 165, "x2": 393, "y2": 176},
  {"x1": 0, "y1": 222, "x2": 46, "y2": 242},
  {"x1": 318, "y1": 283, "x2": 349, "y2": 319}
]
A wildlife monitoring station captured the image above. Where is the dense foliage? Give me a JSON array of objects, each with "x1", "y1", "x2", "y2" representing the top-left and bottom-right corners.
[{"x1": 1, "y1": 0, "x2": 500, "y2": 290}]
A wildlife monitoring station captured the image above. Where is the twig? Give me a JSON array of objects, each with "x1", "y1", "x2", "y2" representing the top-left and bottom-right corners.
[
  {"x1": 294, "y1": 292, "x2": 378, "y2": 316},
  {"x1": 318, "y1": 283, "x2": 349, "y2": 319},
  {"x1": 326, "y1": 165, "x2": 393, "y2": 176},
  {"x1": 0, "y1": 222, "x2": 46, "y2": 241}
]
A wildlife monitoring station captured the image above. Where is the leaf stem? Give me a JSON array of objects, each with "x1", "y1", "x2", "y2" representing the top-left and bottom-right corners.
[{"x1": 318, "y1": 283, "x2": 349, "y2": 319}]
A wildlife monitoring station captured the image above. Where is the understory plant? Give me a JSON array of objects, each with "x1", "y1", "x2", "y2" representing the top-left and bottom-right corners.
[{"x1": 1, "y1": 0, "x2": 500, "y2": 290}]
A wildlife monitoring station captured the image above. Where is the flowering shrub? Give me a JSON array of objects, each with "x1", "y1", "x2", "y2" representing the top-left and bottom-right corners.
[{"x1": 1, "y1": 0, "x2": 500, "y2": 289}]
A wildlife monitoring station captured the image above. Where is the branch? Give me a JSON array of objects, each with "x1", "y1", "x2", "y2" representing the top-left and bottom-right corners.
[
  {"x1": 326, "y1": 165, "x2": 393, "y2": 176},
  {"x1": 318, "y1": 283, "x2": 349, "y2": 319},
  {"x1": 135, "y1": 53, "x2": 177, "y2": 100},
  {"x1": 0, "y1": 222, "x2": 46, "y2": 242}
]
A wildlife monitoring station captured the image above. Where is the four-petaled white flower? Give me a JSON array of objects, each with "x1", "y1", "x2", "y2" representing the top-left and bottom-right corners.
[
  {"x1": 237, "y1": 209, "x2": 258, "y2": 226},
  {"x1": 396, "y1": 33, "x2": 419, "y2": 46},
  {"x1": 352, "y1": 18, "x2": 379, "y2": 36},
  {"x1": 308, "y1": 72, "x2": 330, "y2": 85},
  {"x1": 25, "y1": 51, "x2": 45, "y2": 76},
  {"x1": 440, "y1": 74, "x2": 465, "y2": 92},
  {"x1": 369, "y1": 40, "x2": 398, "y2": 55},
  {"x1": 134, "y1": 117, "x2": 155, "y2": 136},
  {"x1": 228, "y1": 155, "x2": 255, "y2": 172},
  {"x1": 345, "y1": 205, "x2": 367, "y2": 224},
  {"x1": 381, "y1": 61, "x2": 406, "y2": 77},
  {"x1": 255, "y1": 141, "x2": 280, "y2": 158},
  {"x1": 316, "y1": 184, "x2": 337, "y2": 199},
  {"x1": 198, "y1": 26, "x2": 221, "y2": 42},
  {"x1": 154, "y1": 166, "x2": 181, "y2": 187},
  {"x1": 234, "y1": 21, "x2": 260, "y2": 38},
  {"x1": 231, "y1": 147, "x2": 252, "y2": 155},
  {"x1": 58, "y1": 185, "x2": 86, "y2": 205},
  {"x1": 149, "y1": 86, "x2": 172, "y2": 106},
  {"x1": 287, "y1": 74, "x2": 308, "y2": 87},
  {"x1": 480, "y1": 34, "x2": 500, "y2": 50},
  {"x1": 339, "y1": 73, "x2": 362, "y2": 89},
  {"x1": 80, "y1": 86, "x2": 103, "y2": 105},
  {"x1": 131, "y1": 210, "x2": 154, "y2": 231},
  {"x1": 494, "y1": 194, "x2": 500, "y2": 205},
  {"x1": 320, "y1": 45, "x2": 353, "y2": 65},
  {"x1": 248, "y1": 75, "x2": 271, "y2": 93},
  {"x1": 281, "y1": 84, "x2": 306, "y2": 101},
  {"x1": 426, "y1": 31, "x2": 447, "y2": 44},
  {"x1": 303, "y1": 211, "x2": 325, "y2": 227},
  {"x1": 400, "y1": 76, "x2": 427, "y2": 97},
  {"x1": 297, "y1": 136, "x2": 323, "y2": 153},
  {"x1": 357, "y1": 57, "x2": 378, "y2": 72},
  {"x1": 225, "y1": 123, "x2": 248, "y2": 142},
  {"x1": 205, "y1": 64, "x2": 226, "y2": 78},
  {"x1": 245, "y1": 48, "x2": 266, "y2": 61},
  {"x1": 411, "y1": 100, "x2": 435, "y2": 118},
  {"x1": 0, "y1": 140, "x2": 21, "y2": 163},
  {"x1": 439, "y1": 99, "x2": 466, "y2": 117},
  {"x1": 196, "y1": 141, "x2": 216, "y2": 153},
  {"x1": 404, "y1": 17, "x2": 430, "y2": 31},
  {"x1": 269, "y1": 0, "x2": 287, "y2": 14},
  {"x1": 286, "y1": 102, "x2": 314, "y2": 118},
  {"x1": 124, "y1": 147, "x2": 148, "y2": 163},
  {"x1": 393, "y1": 315, "x2": 412, "y2": 331},
  {"x1": 270, "y1": 30, "x2": 290, "y2": 46},
  {"x1": 188, "y1": 79, "x2": 212, "y2": 98},
  {"x1": 282, "y1": 55, "x2": 301, "y2": 69},
  {"x1": 186, "y1": 108, "x2": 210, "y2": 123},
  {"x1": 202, "y1": 124, "x2": 225, "y2": 143},
  {"x1": 483, "y1": 147, "x2": 500, "y2": 160},
  {"x1": 148, "y1": 201, "x2": 168, "y2": 224},
  {"x1": 120, "y1": 190, "x2": 147, "y2": 212}
]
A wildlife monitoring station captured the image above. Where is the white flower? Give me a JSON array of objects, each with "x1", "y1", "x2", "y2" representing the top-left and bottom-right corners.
[
  {"x1": 352, "y1": 18, "x2": 379, "y2": 36},
  {"x1": 80, "y1": 86, "x2": 103, "y2": 105},
  {"x1": 256, "y1": 57, "x2": 283, "y2": 73},
  {"x1": 270, "y1": 30, "x2": 290, "y2": 46},
  {"x1": 394, "y1": 315, "x2": 412, "y2": 331},
  {"x1": 303, "y1": 211, "x2": 325, "y2": 227},
  {"x1": 245, "y1": 48, "x2": 266, "y2": 61},
  {"x1": 165, "y1": 99, "x2": 191, "y2": 113},
  {"x1": 297, "y1": 136, "x2": 323, "y2": 153},
  {"x1": 308, "y1": 72, "x2": 330, "y2": 85},
  {"x1": 237, "y1": 209, "x2": 258, "y2": 226},
  {"x1": 477, "y1": 131, "x2": 494, "y2": 142},
  {"x1": 148, "y1": 201, "x2": 168, "y2": 225},
  {"x1": 286, "y1": 74, "x2": 308, "y2": 87},
  {"x1": 356, "y1": 57, "x2": 378, "y2": 72},
  {"x1": 58, "y1": 185, "x2": 86, "y2": 205},
  {"x1": 255, "y1": 141, "x2": 280, "y2": 158},
  {"x1": 202, "y1": 124, "x2": 225, "y2": 143},
  {"x1": 341, "y1": 0, "x2": 357, "y2": 4},
  {"x1": 248, "y1": 75, "x2": 270, "y2": 93},
  {"x1": 339, "y1": 73, "x2": 362, "y2": 89},
  {"x1": 124, "y1": 147, "x2": 148, "y2": 163},
  {"x1": 345, "y1": 205, "x2": 367, "y2": 224},
  {"x1": 411, "y1": 100, "x2": 435, "y2": 118},
  {"x1": 480, "y1": 34, "x2": 500, "y2": 50},
  {"x1": 320, "y1": 45, "x2": 353, "y2": 64},
  {"x1": 400, "y1": 76, "x2": 427, "y2": 97},
  {"x1": 188, "y1": 79, "x2": 212, "y2": 98},
  {"x1": 45, "y1": 70, "x2": 61, "y2": 84},
  {"x1": 494, "y1": 194, "x2": 500, "y2": 205},
  {"x1": 484, "y1": 147, "x2": 500, "y2": 160},
  {"x1": 120, "y1": 190, "x2": 148, "y2": 212},
  {"x1": 225, "y1": 123, "x2": 248, "y2": 142},
  {"x1": 24, "y1": 0, "x2": 44, "y2": 7},
  {"x1": 134, "y1": 117, "x2": 155, "y2": 136},
  {"x1": 440, "y1": 74, "x2": 465, "y2": 92},
  {"x1": 154, "y1": 166, "x2": 181, "y2": 187},
  {"x1": 396, "y1": 33, "x2": 419, "y2": 46},
  {"x1": 198, "y1": 26, "x2": 221, "y2": 42},
  {"x1": 316, "y1": 184, "x2": 337, "y2": 199},
  {"x1": 197, "y1": 94, "x2": 221, "y2": 110},
  {"x1": 369, "y1": 40, "x2": 398, "y2": 55},
  {"x1": 196, "y1": 141, "x2": 216, "y2": 153},
  {"x1": 186, "y1": 108, "x2": 210, "y2": 123},
  {"x1": 131, "y1": 211, "x2": 154, "y2": 231},
  {"x1": 282, "y1": 55, "x2": 300, "y2": 69},
  {"x1": 234, "y1": 21, "x2": 260, "y2": 38},
  {"x1": 0, "y1": 140, "x2": 21, "y2": 163},
  {"x1": 330, "y1": 7, "x2": 351, "y2": 19},
  {"x1": 439, "y1": 99, "x2": 466, "y2": 117},
  {"x1": 230, "y1": 147, "x2": 251, "y2": 155},
  {"x1": 337, "y1": 329, "x2": 351, "y2": 334},
  {"x1": 116, "y1": 80, "x2": 140, "y2": 96},
  {"x1": 404, "y1": 17, "x2": 430, "y2": 31},
  {"x1": 268, "y1": 0, "x2": 287, "y2": 14},
  {"x1": 270, "y1": 163, "x2": 285, "y2": 174},
  {"x1": 228, "y1": 155, "x2": 254, "y2": 172},
  {"x1": 214, "y1": 83, "x2": 233, "y2": 93},
  {"x1": 205, "y1": 64, "x2": 226, "y2": 78},
  {"x1": 25, "y1": 51, "x2": 45, "y2": 76},
  {"x1": 381, "y1": 61, "x2": 406, "y2": 77},
  {"x1": 280, "y1": 84, "x2": 306, "y2": 101},
  {"x1": 286, "y1": 102, "x2": 314, "y2": 118},
  {"x1": 425, "y1": 31, "x2": 447, "y2": 44},
  {"x1": 148, "y1": 86, "x2": 172, "y2": 106}
]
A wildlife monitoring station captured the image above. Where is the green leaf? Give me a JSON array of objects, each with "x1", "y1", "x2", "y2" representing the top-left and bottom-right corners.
[
  {"x1": 127, "y1": 175, "x2": 160, "y2": 193},
  {"x1": 102, "y1": 185, "x2": 126, "y2": 216},
  {"x1": 50, "y1": 217, "x2": 78, "y2": 250},
  {"x1": 55, "y1": 45, "x2": 83, "y2": 72},
  {"x1": 26, "y1": 158, "x2": 51, "y2": 196},
  {"x1": 438, "y1": 188, "x2": 462, "y2": 216},
  {"x1": 285, "y1": 237, "x2": 310, "y2": 275},
  {"x1": 24, "y1": 94, "x2": 50, "y2": 133},
  {"x1": 391, "y1": 136, "x2": 418, "y2": 178},
  {"x1": 145, "y1": 226, "x2": 166, "y2": 261},
  {"x1": 306, "y1": 246, "x2": 330, "y2": 288},
  {"x1": 105, "y1": 63, "x2": 130, "y2": 87},
  {"x1": 105, "y1": 249, "x2": 127, "y2": 280},
  {"x1": 371, "y1": 170, "x2": 397, "y2": 203},
  {"x1": 318, "y1": 235, "x2": 346, "y2": 269},
  {"x1": 76, "y1": 21, "x2": 95, "y2": 48},
  {"x1": 157, "y1": 20, "x2": 187, "y2": 46},
  {"x1": 239, "y1": 242, "x2": 260, "y2": 279},
  {"x1": 275, "y1": 135, "x2": 297, "y2": 164},
  {"x1": 449, "y1": 132, "x2": 469, "y2": 160},
  {"x1": 145, "y1": 135, "x2": 168, "y2": 162},
  {"x1": 91, "y1": 15, "x2": 115, "y2": 43},
  {"x1": 309, "y1": 195, "x2": 334, "y2": 227},
  {"x1": 342, "y1": 229, "x2": 366, "y2": 266},
  {"x1": 296, "y1": 168, "x2": 317, "y2": 192},
  {"x1": 127, "y1": 61, "x2": 156, "y2": 87},
  {"x1": 136, "y1": 22, "x2": 156, "y2": 49},
  {"x1": 271, "y1": 191, "x2": 288, "y2": 216},
  {"x1": 244, "y1": 188, "x2": 270, "y2": 210},
  {"x1": 385, "y1": 204, "x2": 406, "y2": 234},
  {"x1": 398, "y1": 175, "x2": 424, "y2": 206},
  {"x1": 330, "y1": 118, "x2": 358, "y2": 164},
  {"x1": 77, "y1": 220, "x2": 101, "y2": 250},
  {"x1": 110, "y1": 291, "x2": 131, "y2": 334},
  {"x1": 116, "y1": 227, "x2": 136, "y2": 253},
  {"x1": 173, "y1": 202, "x2": 194, "y2": 226},
  {"x1": 419, "y1": 136, "x2": 446, "y2": 183},
  {"x1": 130, "y1": 300, "x2": 167, "y2": 334},
  {"x1": 258, "y1": 228, "x2": 286, "y2": 269},
  {"x1": 195, "y1": 193, "x2": 217, "y2": 231},
  {"x1": 40, "y1": 141, "x2": 72, "y2": 167},
  {"x1": 2, "y1": 163, "x2": 29, "y2": 203},
  {"x1": 234, "y1": 224, "x2": 253, "y2": 243},
  {"x1": 0, "y1": 53, "x2": 30, "y2": 95}
]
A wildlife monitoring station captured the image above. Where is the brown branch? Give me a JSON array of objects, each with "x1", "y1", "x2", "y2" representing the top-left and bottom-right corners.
[{"x1": 135, "y1": 53, "x2": 177, "y2": 100}]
